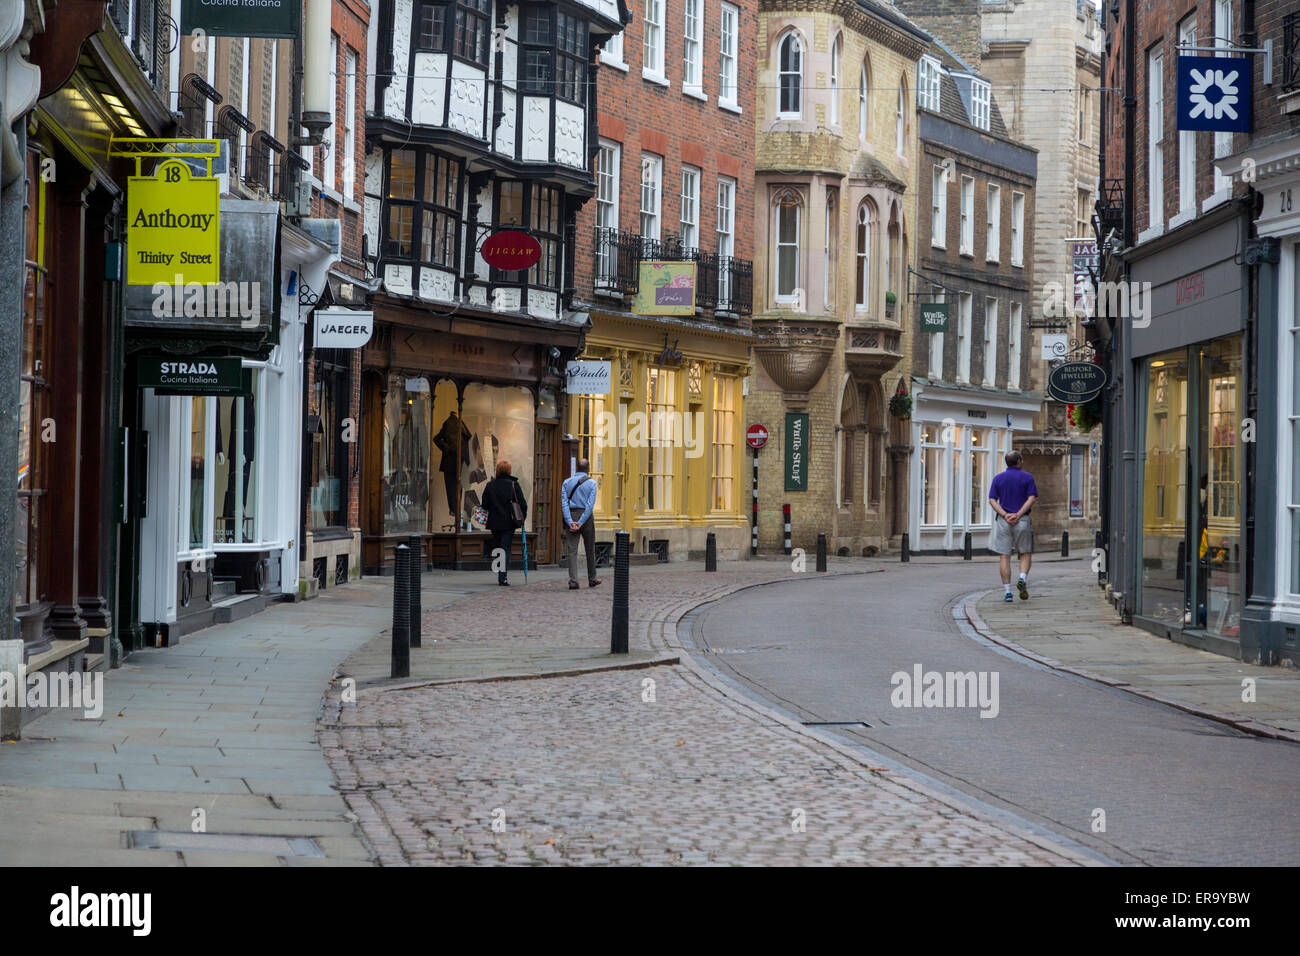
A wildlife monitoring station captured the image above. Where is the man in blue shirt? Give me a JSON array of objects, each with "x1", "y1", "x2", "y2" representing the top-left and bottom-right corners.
[
  {"x1": 561, "y1": 458, "x2": 601, "y2": 590},
  {"x1": 988, "y1": 450, "x2": 1038, "y2": 603}
]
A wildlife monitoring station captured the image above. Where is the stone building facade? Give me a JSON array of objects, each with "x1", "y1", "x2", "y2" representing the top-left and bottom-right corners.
[
  {"x1": 908, "y1": 37, "x2": 1039, "y2": 553},
  {"x1": 750, "y1": 0, "x2": 930, "y2": 556}
]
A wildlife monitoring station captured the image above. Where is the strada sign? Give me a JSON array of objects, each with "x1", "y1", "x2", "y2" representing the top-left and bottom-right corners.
[
  {"x1": 127, "y1": 159, "x2": 220, "y2": 286},
  {"x1": 182, "y1": 0, "x2": 302, "y2": 38},
  {"x1": 137, "y1": 357, "x2": 247, "y2": 395}
]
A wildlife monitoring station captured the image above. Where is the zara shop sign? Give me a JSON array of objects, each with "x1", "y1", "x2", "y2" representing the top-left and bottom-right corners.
[{"x1": 313, "y1": 309, "x2": 374, "y2": 349}]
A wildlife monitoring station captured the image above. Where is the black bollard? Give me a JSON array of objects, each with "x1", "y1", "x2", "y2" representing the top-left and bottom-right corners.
[
  {"x1": 705, "y1": 531, "x2": 717, "y2": 572},
  {"x1": 963, "y1": 531, "x2": 972, "y2": 560},
  {"x1": 816, "y1": 532, "x2": 827, "y2": 572},
  {"x1": 391, "y1": 544, "x2": 411, "y2": 679},
  {"x1": 901, "y1": 532, "x2": 910, "y2": 562},
  {"x1": 408, "y1": 534, "x2": 422, "y2": 648},
  {"x1": 611, "y1": 531, "x2": 630, "y2": 654},
  {"x1": 1060, "y1": 530, "x2": 1069, "y2": 558}
]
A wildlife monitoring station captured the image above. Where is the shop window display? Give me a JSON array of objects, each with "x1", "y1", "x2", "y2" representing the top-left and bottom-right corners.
[
  {"x1": 425, "y1": 381, "x2": 534, "y2": 531},
  {"x1": 383, "y1": 375, "x2": 431, "y2": 534}
]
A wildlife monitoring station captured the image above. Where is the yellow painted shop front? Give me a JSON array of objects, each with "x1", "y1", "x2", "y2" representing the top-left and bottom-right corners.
[{"x1": 568, "y1": 315, "x2": 752, "y2": 561}]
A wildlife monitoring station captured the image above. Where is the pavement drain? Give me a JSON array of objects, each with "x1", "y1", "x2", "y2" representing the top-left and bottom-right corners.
[
  {"x1": 802, "y1": 721, "x2": 872, "y2": 729},
  {"x1": 127, "y1": 831, "x2": 325, "y2": 857}
]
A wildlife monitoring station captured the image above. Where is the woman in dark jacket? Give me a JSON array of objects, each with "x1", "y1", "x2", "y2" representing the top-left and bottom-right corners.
[{"x1": 480, "y1": 459, "x2": 527, "y2": 586}]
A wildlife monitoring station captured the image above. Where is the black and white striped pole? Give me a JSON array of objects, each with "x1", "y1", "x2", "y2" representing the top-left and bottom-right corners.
[{"x1": 783, "y1": 503, "x2": 792, "y2": 556}]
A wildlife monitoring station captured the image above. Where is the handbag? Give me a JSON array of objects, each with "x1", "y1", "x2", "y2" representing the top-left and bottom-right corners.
[
  {"x1": 471, "y1": 505, "x2": 489, "y2": 527},
  {"x1": 509, "y1": 482, "x2": 525, "y2": 525}
]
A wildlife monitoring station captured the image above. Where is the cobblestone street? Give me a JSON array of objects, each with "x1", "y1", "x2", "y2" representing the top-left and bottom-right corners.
[{"x1": 320, "y1": 564, "x2": 1091, "y2": 865}]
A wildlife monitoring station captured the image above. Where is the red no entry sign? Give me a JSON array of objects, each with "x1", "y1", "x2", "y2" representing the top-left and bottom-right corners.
[{"x1": 746, "y1": 423, "x2": 769, "y2": 449}]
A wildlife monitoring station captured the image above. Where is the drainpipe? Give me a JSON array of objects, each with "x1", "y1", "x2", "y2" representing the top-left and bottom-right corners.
[{"x1": 1118, "y1": 0, "x2": 1136, "y2": 622}]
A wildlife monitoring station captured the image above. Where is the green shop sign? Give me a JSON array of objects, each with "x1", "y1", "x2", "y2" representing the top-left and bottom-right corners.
[
  {"x1": 182, "y1": 0, "x2": 302, "y2": 38},
  {"x1": 785, "y1": 412, "x2": 809, "y2": 492},
  {"x1": 919, "y1": 303, "x2": 950, "y2": 333},
  {"x1": 138, "y1": 357, "x2": 250, "y2": 396}
]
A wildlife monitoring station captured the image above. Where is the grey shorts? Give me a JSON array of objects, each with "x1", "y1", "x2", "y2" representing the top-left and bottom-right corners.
[{"x1": 990, "y1": 515, "x2": 1033, "y2": 555}]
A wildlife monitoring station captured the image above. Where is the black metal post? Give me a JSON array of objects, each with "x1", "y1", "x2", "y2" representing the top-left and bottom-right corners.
[
  {"x1": 751, "y1": 447, "x2": 758, "y2": 556},
  {"x1": 901, "y1": 532, "x2": 910, "y2": 562},
  {"x1": 705, "y1": 531, "x2": 717, "y2": 572},
  {"x1": 1060, "y1": 531, "x2": 1069, "y2": 558},
  {"x1": 963, "y1": 532, "x2": 972, "y2": 560},
  {"x1": 408, "y1": 534, "x2": 422, "y2": 648},
  {"x1": 391, "y1": 544, "x2": 410, "y2": 678},
  {"x1": 816, "y1": 532, "x2": 827, "y2": 572},
  {"x1": 611, "y1": 530, "x2": 629, "y2": 654}
]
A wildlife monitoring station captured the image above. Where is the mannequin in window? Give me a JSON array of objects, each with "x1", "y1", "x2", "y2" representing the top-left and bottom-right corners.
[{"x1": 434, "y1": 411, "x2": 471, "y2": 519}]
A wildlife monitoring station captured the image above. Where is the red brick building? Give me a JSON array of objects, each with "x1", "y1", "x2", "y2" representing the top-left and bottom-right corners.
[{"x1": 569, "y1": 0, "x2": 758, "y2": 560}]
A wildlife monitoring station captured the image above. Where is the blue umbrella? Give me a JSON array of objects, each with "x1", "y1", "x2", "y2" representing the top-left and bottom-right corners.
[{"x1": 519, "y1": 521, "x2": 529, "y2": 582}]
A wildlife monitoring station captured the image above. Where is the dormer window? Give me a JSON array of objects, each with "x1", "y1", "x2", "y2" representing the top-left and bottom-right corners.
[
  {"x1": 918, "y1": 56, "x2": 941, "y2": 112},
  {"x1": 970, "y1": 79, "x2": 990, "y2": 130}
]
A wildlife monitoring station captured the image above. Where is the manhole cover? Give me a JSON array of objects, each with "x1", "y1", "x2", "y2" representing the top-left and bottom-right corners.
[{"x1": 128, "y1": 831, "x2": 325, "y2": 857}]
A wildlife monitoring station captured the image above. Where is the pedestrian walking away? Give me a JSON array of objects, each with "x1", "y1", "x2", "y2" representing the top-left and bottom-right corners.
[
  {"x1": 481, "y1": 459, "x2": 527, "y2": 586},
  {"x1": 988, "y1": 449, "x2": 1037, "y2": 603},
  {"x1": 561, "y1": 458, "x2": 601, "y2": 590}
]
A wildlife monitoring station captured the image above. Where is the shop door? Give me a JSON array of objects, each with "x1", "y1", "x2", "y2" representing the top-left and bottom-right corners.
[{"x1": 533, "y1": 422, "x2": 556, "y2": 563}]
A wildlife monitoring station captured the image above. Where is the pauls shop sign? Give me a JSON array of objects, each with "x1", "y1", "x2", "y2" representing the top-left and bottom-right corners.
[
  {"x1": 480, "y1": 230, "x2": 542, "y2": 271},
  {"x1": 313, "y1": 309, "x2": 374, "y2": 349},
  {"x1": 565, "y1": 360, "x2": 611, "y2": 395}
]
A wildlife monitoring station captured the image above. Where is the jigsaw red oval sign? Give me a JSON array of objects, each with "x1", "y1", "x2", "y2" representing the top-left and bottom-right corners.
[{"x1": 481, "y1": 231, "x2": 541, "y2": 270}]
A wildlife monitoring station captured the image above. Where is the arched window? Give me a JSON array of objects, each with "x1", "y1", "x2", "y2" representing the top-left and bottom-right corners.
[
  {"x1": 778, "y1": 32, "x2": 802, "y2": 117},
  {"x1": 896, "y1": 80, "x2": 907, "y2": 154},
  {"x1": 855, "y1": 201, "x2": 873, "y2": 310},
  {"x1": 829, "y1": 35, "x2": 841, "y2": 125},
  {"x1": 839, "y1": 381, "x2": 862, "y2": 507},
  {"x1": 859, "y1": 63, "x2": 869, "y2": 139},
  {"x1": 775, "y1": 191, "x2": 801, "y2": 303}
]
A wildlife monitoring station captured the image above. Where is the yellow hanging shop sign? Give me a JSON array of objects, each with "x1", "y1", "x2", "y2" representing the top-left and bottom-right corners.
[{"x1": 127, "y1": 159, "x2": 220, "y2": 286}]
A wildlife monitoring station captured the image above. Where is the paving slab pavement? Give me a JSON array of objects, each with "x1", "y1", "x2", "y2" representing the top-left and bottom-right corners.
[{"x1": 967, "y1": 570, "x2": 1300, "y2": 742}]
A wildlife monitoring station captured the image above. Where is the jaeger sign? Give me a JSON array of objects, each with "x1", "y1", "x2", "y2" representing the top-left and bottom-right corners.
[{"x1": 313, "y1": 309, "x2": 374, "y2": 349}]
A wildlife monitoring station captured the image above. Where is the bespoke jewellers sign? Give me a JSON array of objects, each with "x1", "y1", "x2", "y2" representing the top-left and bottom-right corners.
[{"x1": 1047, "y1": 362, "x2": 1108, "y2": 404}]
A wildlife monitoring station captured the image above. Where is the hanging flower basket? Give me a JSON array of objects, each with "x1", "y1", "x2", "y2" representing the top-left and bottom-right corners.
[
  {"x1": 1068, "y1": 395, "x2": 1103, "y2": 432},
  {"x1": 889, "y1": 383, "x2": 912, "y2": 419}
]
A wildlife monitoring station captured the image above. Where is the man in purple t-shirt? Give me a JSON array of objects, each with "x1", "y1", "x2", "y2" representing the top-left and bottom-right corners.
[{"x1": 988, "y1": 450, "x2": 1038, "y2": 602}]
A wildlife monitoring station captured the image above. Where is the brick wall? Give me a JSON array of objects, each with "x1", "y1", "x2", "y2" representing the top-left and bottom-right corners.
[{"x1": 572, "y1": 0, "x2": 757, "y2": 297}]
